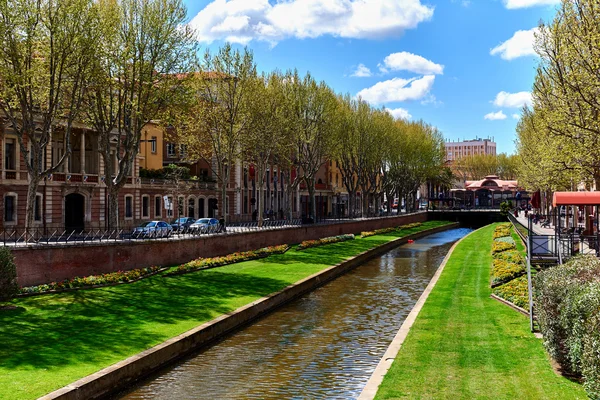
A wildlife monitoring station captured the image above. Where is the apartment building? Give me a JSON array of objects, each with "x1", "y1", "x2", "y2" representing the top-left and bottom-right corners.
[{"x1": 445, "y1": 137, "x2": 497, "y2": 162}]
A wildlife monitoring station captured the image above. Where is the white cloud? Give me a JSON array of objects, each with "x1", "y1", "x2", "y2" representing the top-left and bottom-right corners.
[
  {"x1": 504, "y1": 0, "x2": 559, "y2": 9},
  {"x1": 490, "y1": 28, "x2": 538, "y2": 60},
  {"x1": 512, "y1": 113, "x2": 520, "y2": 119},
  {"x1": 356, "y1": 75, "x2": 435, "y2": 104},
  {"x1": 386, "y1": 107, "x2": 412, "y2": 120},
  {"x1": 351, "y1": 64, "x2": 372, "y2": 77},
  {"x1": 484, "y1": 111, "x2": 507, "y2": 120},
  {"x1": 381, "y1": 51, "x2": 444, "y2": 75},
  {"x1": 189, "y1": 0, "x2": 435, "y2": 45},
  {"x1": 493, "y1": 91, "x2": 532, "y2": 108}
]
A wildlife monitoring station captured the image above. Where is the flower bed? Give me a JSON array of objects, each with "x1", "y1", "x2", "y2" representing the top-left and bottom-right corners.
[
  {"x1": 493, "y1": 250, "x2": 525, "y2": 265},
  {"x1": 492, "y1": 275, "x2": 528, "y2": 309},
  {"x1": 494, "y1": 236, "x2": 516, "y2": 245},
  {"x1": 491, "y1": 240, "x2": 516, "y2": 254},
  {"x1": 493, "y1": 228, "x2": 511, "y2": 239},
  {"x1": 20, "y1": 266, "x2": 162, "y2": 295},
  {"x1": 297, "y1": 234, "x2": 355, "y2": 250},
  {"x1": 491, "y1": 259, "x2": 526, "y2": 287},
  {"x1": 168, "y1": 244, "x2": 290, "y2": 275},
  {"x1": 361, "y1": 222, "x2": 422, "y2": 238}
]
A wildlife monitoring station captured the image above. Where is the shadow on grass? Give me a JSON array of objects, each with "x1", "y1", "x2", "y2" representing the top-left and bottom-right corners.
[{"x1": 0, "y1": 271, "x2": 289, "y2": 371}]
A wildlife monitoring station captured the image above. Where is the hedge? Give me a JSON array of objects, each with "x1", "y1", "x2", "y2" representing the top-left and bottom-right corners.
[
  {"x1": 168, "y1": 245, "x2": 290, "y2": 275},
  {"x1": 297, "y1": 234, "x2": 355, "y2": 250},
  {"x1": 534, "y1": 255, "x2": 600, "y2": 399}
]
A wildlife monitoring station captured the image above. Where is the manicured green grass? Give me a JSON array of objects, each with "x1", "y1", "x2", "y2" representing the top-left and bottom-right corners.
[
  {"x1": 0, "y1": 220, "x2": 450, "y2": 400},
  {"x1": 374, "y1": 223, "x2": 586, "y2": 400}
]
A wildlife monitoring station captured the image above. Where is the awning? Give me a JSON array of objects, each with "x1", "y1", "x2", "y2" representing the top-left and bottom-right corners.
[{"x1": 552, "y1": 191, "x2": 600, "y2": 206}]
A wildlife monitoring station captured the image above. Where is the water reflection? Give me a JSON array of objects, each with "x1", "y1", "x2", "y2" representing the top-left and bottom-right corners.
[{"x1": 116, "y1": 228, "x2": 471, "y2": 400}]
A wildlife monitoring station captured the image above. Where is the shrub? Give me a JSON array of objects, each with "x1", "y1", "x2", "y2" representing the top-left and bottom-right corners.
[
  {"x1": 20, "y1": 266, "x2": 161, "y2": 295},
  {"x1": 493, "y1": 250, "x2": 525, "y2": 265},
  {"x1": 168, "y1": 245, "x2": 290, "y2": 275},
  {"x1": 491, "y1": 241, "x2": 516, "y2": 254},
  {"x1": 493, "y1": 275, "x2": 529, "y2": 309},
  {"x1": 534, "y1": 255, "x2": 600, "y2": 380},
  {"x1": 297, "y1": 234, "x2": 354, "y2": 250},
  {"x1": 0, "y1": 247, "x2": 18, "y2": 301},
  {"x1": 491, "y1": 259, "x2": 525, "y2": 287},
  {"x1": 582, "y1": 311, "x2": 600, "y2": 399}
]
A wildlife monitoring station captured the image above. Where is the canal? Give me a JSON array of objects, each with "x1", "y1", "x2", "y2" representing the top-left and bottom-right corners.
[{"x1": 115, "y1": 228, "x2": 471, "y2": 400}]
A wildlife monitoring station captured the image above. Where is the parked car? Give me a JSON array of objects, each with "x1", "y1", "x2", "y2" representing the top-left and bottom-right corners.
[
  {"x1": 189, "y1": 218, "x2": 222, "y2": 234},
  {"x1": 132, "y1": 221, "x2": 173, "y2": 238},
  {"x1": 170, "y1": 217, "x2": 196, "y2": 233}
]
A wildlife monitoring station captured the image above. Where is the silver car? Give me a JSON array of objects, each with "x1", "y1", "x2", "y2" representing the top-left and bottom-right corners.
[
  {"x1": 189, "y1": 218, "x2": 222, "y2": 234},
  {"x1": 132, "y1": 221, "x2": 173, "y2": 238}
]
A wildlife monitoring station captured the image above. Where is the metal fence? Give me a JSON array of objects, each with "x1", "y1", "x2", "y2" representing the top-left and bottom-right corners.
[{"x1": 0, "y1": 211, "x2": 425, "y2": 247}]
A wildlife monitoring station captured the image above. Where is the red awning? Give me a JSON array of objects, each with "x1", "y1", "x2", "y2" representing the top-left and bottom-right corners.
[{"x1": 552, "y1": 191, "x2": 600, "y2": 206}]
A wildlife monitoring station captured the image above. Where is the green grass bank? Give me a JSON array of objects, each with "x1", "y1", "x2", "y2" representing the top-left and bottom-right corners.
[
  {"x1": 374, "y1": 223, "x2": 587, "y2": 400},
  {"x1": 0, "y1": 220, "x2": 450, "y2": 400}
]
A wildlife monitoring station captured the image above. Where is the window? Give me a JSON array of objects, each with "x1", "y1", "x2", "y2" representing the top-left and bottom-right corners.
[
  {"x1": 5, "y1": 138, "x2": 15, "y2": 170},
  {"x1": 4, "y1": 195, "x2": 15, "y2": 222},
  {"x1": 167, "y1": 196, "x2": 173, "y2": 217},
  {"x1": 125, "y1": 196, "x2": 133, "y2": 219},
  {"x1": 142, "y1": 195, "x2": 149, "y2": 218},
  {"x1": 179, "y1": 144, "x2": 187, "y2": 158},
  {"x1": 155, "y1": 196, "x2": 162, "y2": 217},
  {"x1": 167, "y1": 143, "x2": 176, "y2": 157},
  {"x1": 35, "y1": 195, "x2": 42, "y2": 221},
  {"x1": 151, "y1": 137, "x2": 157, "y2": 153}
]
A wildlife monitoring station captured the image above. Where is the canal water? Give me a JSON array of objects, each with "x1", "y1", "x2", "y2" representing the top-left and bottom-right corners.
[{"x1": 115, "y1": 228, "x2": 471, "y2": 400}]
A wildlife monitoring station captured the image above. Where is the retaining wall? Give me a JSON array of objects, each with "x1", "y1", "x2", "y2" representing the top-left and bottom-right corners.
[
  {"x1": 15, "y1": 213, "x2": 427, "y2": 287},
  {"x1": 39, "y1": 222, "x2": 457, "y2": 400}
]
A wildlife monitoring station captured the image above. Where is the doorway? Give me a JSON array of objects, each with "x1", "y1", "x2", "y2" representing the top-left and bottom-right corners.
[{"x1": 65, "y1": 193, "x2": 85, "y2": 232}]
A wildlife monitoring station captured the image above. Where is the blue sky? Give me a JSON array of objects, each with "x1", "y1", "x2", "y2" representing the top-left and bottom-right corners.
[{"x1": 183, "y1": 0, "x2": 559, "y2": 154}]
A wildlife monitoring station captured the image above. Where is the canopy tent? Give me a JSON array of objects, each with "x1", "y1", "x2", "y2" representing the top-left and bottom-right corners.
[{"x1": 553, "y1": 192, "x2": 600, "y2": 206}]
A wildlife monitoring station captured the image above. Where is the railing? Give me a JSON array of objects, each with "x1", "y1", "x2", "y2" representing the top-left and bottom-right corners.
[{"x1": 0, "y1": 211, "x2": 426, "y2": 247}]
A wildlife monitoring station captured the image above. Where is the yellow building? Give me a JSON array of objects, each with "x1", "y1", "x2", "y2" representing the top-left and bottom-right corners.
[{"x1": 139, "y1": 122, "x2": 163, "y2": 171}]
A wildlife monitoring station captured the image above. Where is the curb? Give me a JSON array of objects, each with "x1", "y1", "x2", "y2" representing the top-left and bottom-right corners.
[
  {"x1": 358, "y1": 225, "x2": 484, "y2": 400},
  {"x1": 38, "y1": 222, "x2": 458, "y2": 400},
  {"x1": 490, "y1": 293, "x2": 530, "y2": 317}
]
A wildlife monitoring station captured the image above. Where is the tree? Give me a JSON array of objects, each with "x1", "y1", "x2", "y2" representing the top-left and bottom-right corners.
[
  {"x1": 176, "y1": 44, "x2": 256, "y2": 225},
  {"x1": 244, "y1": 71, "x2": 291, "y2": 226},
  {"x1": 0, "y1": 0, "x2": 98, "y2": 229},
  {"x1": 283, "y1": 70, "x2": 335, "y2": 220},
  {"x1": 84, "y1": 0, "x2": 196, "y2": 229},
  {"x1": 528, "y1": 0, "x2": 600, "y2": 187}
]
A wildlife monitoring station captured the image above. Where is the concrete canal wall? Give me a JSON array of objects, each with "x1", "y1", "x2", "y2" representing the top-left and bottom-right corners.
[
  {"x1": 15, "y1": 213, "x2": 426, "y2": 287},
  {"x1": 38, "y1": 222, "x2": 458, "y2": 400}
]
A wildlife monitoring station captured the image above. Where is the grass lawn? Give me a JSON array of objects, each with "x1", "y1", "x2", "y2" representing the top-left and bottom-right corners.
[
  {"x1": 0, "y1": 220, "x2": 450, "y2": 400},
  {"x1": 374, "y1": 223, "x2": 587, "y2": 400}
]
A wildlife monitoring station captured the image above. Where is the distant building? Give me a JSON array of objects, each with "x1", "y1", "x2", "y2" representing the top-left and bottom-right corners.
[{"x1": 445, "y1": 137, "x2": 496, "y2": 162}]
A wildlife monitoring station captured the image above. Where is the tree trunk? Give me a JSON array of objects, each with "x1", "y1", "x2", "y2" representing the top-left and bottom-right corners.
[
  {"x1": 307, "y1": 179, "x2": 316, "y2": 221},
  {"x1": 257, "y1": 164, "x2": 264, "y2": 227},
  {"x1": 221, "y1": 165, "x2": 229, "y2": 225},
  {"x1": 108, "y1": 185, "x2": 119, "y2": 230},
  {"x1": 25, "y1": 175, "x2": 40, "y2": 231}
]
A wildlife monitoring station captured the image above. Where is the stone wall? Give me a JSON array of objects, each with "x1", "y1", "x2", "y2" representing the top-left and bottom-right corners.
[{"x1": 14, "y1": 212, "x2": 427, "y2": 287}]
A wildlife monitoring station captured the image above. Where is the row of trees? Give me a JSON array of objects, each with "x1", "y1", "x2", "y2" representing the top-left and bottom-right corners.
[
  {"x1": 454, "y1": 153, "x2": 519, "y2": 181},
  {"x1": 169, "y1": 45, "x2": 446, "y2": 224},
  {"x1": 516, "y1": 0, "x2": 600, "y2": 192},
  {"x1": 0, "y1": 0, "x2": 196, "y2": 229},
  {"x1": 0, "y1": 0, "x2": 446, "y2": 229}
]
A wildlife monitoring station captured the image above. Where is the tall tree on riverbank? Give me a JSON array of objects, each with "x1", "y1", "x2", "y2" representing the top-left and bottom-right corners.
[
  {"x1": 0, "y1": 0, "x2": 98, "y2": 229},
  {"x1": 519, "y1": 0, "x2": 600, "y2": 188},
  {"x1": 84, "y1": 0, "x2": 196, "y2": 229}
]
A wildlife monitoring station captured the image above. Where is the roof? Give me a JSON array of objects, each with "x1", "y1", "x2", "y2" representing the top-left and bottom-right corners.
[
  {"x1": 465, "y1": 175, "x2": 518, "y2": 190},
  {"x1": 552, "y1": 191, "x2": 600, "y2": 206}
]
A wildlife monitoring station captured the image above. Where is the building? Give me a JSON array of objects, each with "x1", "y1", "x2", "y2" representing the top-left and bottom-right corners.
[{"x1": 445, "y1": 137, "x2": 496, "y2": 162}]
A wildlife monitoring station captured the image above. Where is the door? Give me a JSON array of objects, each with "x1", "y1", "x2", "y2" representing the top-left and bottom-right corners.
[{"x1": 65, "y1": 193, "x2": 85, "y2": 232}]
